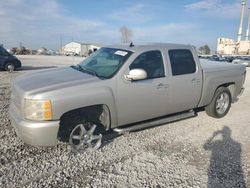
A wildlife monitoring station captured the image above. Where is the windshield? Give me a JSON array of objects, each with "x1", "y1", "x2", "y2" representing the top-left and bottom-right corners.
[{"x1": 78, "y1": 47, "x2": 132, "y2": 79}]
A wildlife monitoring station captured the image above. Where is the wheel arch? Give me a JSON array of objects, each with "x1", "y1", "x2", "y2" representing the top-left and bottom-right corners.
[
  {"x1": 57, "y1": 104, "x2": 111, "y2": 141},
  {"x1": 212, "y1": 83, "x2": 235, "y2": 103},
  {"x1": 59, "y1": 104, "x2": 111, "y2": 129},
  {"x1": 200, "y1": 82, "x2": 235, "y2": 107}
]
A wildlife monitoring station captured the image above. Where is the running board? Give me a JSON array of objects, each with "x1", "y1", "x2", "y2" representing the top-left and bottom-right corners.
[{"x1": 113, "y1": 110, "x2": 196, "y2": 134}]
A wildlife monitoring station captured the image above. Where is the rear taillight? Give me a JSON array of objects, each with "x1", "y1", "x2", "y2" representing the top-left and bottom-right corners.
[{"x1": 243, "y1": 71, "x2": 246, "y2": 84}]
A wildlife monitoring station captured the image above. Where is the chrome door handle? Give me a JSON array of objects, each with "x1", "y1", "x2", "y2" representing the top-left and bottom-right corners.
[
  {"x1": 157, "y1": 83, "x2": 168, "y2": 89},
  {"x1": 192, "y1": 78, "x2": 201, "y2": 84}
]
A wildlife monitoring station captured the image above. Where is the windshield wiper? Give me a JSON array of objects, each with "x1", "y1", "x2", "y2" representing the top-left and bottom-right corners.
[
  {"x1": 82, "y1": 67, "x2": 97, "y2": 77},
  {"x1": 73, "y1": 64, "x2": 106, "y2": 79}
]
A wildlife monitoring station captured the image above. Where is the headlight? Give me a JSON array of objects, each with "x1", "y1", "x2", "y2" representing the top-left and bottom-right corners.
[{"x1": 24, "y1": 99, "x2": 52, "y2": 120}]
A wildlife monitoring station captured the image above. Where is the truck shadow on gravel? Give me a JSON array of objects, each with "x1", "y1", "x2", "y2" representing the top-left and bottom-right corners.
[
  {"x1": 203, "y1": 126, "x2": 246, "y2": 188},
  {"x1": 100, "y1": 131, "x2": 122, "y2": 148}
]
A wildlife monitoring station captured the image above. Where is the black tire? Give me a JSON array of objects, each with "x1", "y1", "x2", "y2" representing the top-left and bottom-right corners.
[
  {"x1": 58, "y1": 110, "x2": 104, "y2": 142},
  {"x1": 205, "y1": 87, "x2": 232, "y2": 118},
  {"x1": 58, "y1": 111, "x2": 103, "y2": 152},
  {"x1": 4, "y1": 62, "x2": 15, "y2": 71},
  {"x1": 58, "y1": 111, "x2": 85, "y2": 142}
]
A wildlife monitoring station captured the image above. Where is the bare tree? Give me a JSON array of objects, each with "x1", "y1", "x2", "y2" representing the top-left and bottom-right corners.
[
  {"x1": 198, "y1": 44, "x2": 211, "y2": 55},
  {"x1": 119, "y1": 26, "x2": 133, "y2": 43}
]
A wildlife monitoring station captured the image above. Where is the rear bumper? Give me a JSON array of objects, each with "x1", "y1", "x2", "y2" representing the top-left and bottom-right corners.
[
  {"x1": 9, "y1": 104, "x2": 59, "y2": 146},
  {"x1": 234, "y1": 87, "x2": 245, "y2": 102},
  {"x1": 238, "y1": 87, "x2": 245, "y2": 97}
]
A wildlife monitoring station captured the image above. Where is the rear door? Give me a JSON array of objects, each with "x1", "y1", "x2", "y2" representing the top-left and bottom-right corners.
[{"x1": 167, "y1": 49, "x2": 202, "y2": 113}]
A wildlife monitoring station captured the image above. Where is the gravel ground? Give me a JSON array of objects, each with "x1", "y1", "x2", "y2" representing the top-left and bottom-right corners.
[{"x1": 0, "y1": 56, "x2": 250, "y2": 187}]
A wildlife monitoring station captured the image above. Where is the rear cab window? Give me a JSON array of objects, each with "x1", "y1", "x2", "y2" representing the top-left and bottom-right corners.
[{"x1": 168, "y1": 49, "x2": 196, "y2": 76}]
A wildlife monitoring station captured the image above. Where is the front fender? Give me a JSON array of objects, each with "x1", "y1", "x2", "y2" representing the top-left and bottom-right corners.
[{"x1": 50, "y1": 86, "x2": 117, "y2": 127}]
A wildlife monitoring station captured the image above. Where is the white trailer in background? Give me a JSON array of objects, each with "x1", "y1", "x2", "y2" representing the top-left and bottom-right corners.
[{"x1": 61, "y1": 42, "x2": 101, "y2": 56}]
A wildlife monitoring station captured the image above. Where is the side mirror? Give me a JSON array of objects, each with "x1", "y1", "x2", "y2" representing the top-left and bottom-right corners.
[{"x1": 126, "y1": 69, "x2": 147, "y2": 81}]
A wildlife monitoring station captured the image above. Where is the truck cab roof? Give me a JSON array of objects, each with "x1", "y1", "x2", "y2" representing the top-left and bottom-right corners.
[{"x1": 106, "y1": 43, "x2": 193, "y2": 52}]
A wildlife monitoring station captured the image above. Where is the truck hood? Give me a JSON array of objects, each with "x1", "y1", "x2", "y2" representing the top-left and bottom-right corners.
[{"x1": 14, "y1": 67, "x2": 99, "y2": 95}]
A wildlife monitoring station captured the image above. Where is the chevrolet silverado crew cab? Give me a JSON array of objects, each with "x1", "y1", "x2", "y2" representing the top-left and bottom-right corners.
[
  {"x1": 0, "y1": 46, "x2": 22, "y2": 71},
  {"x1": 9, "y1": 43, "x2": 246, "y2": 151}
]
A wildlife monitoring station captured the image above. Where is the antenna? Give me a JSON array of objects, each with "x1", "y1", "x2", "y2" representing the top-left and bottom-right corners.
[{"x1": 129, "y1": 42, "x2": 134, "y2": 47}]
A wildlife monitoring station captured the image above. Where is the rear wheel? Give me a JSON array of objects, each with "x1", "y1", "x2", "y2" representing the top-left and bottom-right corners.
[
  {"x1": 5, "y1": 62, "x2": 15, "y2": 72},
  {"x1": 205, "y1": 87, "x2": 231, "y2": 118}
]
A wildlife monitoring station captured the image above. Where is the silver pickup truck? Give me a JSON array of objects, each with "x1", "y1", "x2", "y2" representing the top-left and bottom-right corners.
[{"x1": 9, "y1": 44, "x2": 246, "y2": 151}]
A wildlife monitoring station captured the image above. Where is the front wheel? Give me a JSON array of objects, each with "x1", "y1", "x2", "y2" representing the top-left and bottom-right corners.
[
  {"x1": 5, "y1": 62, "x2": 15, "y2": 72},
  {"x1": 205, "y1": 87, "x2": 232, "y2": 118},
  {"x1": 69, "y1": 122, "x2": 102, "y2": 152}
]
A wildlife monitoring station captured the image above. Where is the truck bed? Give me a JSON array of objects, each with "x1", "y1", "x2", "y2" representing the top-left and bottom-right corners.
[
  {"x1": 198, "y1": 59, "x2": 246, "y2": 107},
  {"x1": 200, "y1": 59, "x2": 244, "y2": 72}
]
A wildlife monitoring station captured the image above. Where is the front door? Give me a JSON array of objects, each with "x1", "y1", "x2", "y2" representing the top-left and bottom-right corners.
[{"x1": 116, "y1": 50, "x2": 171, "y2": 126}]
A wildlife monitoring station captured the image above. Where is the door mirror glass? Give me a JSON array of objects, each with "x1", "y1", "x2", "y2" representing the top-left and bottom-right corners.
[{"x1": 126, "y1": 69, "x2": 147, "y2": 81}]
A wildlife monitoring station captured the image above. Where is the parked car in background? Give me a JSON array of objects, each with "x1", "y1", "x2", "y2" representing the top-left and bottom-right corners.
[
  {"x1": 208, "y1": 55, "x2": 228, "y2": 62},
  {"x1": 0, "y1": 46, "x2": 22, "y2": 71},
  {"x1": 232, "y1": 57, "x2": 250, "y2": 67},
  {"x1": 224, "y1": 56, "x2": 235, "y2": 63},
  {"x1": 65, "y1": 52, "x2": 79, "y2": 56}
]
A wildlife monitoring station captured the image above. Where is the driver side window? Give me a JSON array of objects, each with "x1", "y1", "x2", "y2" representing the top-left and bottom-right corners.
[{"x1": 129, "y1": 50, "x2": 165, "y2": 79}]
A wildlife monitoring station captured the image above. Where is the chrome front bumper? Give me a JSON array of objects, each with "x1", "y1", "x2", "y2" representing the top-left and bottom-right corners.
[{"x1": 9, "y1": 104, "x2": 60, "y2": 146}]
